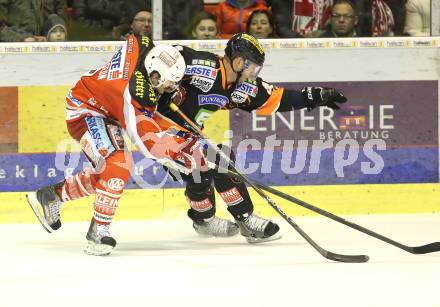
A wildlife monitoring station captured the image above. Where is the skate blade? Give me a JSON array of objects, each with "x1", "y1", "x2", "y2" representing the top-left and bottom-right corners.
[
  {"x1": 84, "y1": 241, "x2": 114, "y2": 256},
  {"x1": 193, "y1": 224, "x2": 240, "y2": 238},
  {"x1": 195, "y1": 231, "x2": 239, "y2": 238},
  {"x1": 26, "y1": 192, "x2": 53, "y2": 233},
  {"x1": 245, "y1": 234, "x2": 282, "y2": 244}
]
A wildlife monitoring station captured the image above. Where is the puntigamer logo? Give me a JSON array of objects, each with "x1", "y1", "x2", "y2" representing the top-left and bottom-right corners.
[{"x1": 198, "y1": 94, "x2": 229, "y2": 108}]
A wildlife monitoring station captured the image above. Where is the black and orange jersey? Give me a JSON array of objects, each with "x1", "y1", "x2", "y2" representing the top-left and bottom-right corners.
[{"x1": 154, "y1": 45, "x2": 307, "y2": 131}]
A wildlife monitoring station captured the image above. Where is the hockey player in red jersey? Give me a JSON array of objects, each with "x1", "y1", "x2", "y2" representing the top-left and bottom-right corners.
[
  {"x1": 26, "y1": 34, "x2": 190, "y2": 256},
  {"x1": 150, "y1": 33, "x2": 347, "y2": 242}
]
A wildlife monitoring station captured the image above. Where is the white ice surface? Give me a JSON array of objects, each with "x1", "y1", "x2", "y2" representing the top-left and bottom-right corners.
[{"x1": 1, "y1": 214, "x2": 439, "y2": 307}]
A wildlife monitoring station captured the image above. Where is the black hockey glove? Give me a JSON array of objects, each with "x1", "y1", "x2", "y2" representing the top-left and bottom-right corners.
[{"x1": 301, "y1": 87, "x2": 347, "y2": 110}]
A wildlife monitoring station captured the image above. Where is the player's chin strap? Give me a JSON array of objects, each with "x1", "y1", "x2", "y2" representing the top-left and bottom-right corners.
[
  {"x1": 234, "y1": 70, "x2": 243, "y2": 85},
  {"x1": 227, "y1": 56, "x2": 244, "y2": 85}
]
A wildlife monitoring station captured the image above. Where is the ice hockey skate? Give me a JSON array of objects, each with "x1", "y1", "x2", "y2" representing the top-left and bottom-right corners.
[
  {"x1": 236, "y1": 213, "x2": 281, "y2": 243},
  {"x1": 84, "y1": 219, "x2": 117, "y2": 256},
  {"x1": 26, "y1": 182, "x2": 63, "y2": 233},
  {"x1": 193, "y1": 216, "x2": 239, "y2": 237}
]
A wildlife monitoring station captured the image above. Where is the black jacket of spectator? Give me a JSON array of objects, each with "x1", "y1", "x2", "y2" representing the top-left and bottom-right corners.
[
  {"x1": 355, "y1": 0, "x2": 401, "y2": 36},
  {"x1": 163, "y1": 0, "x2": 204, "y2": 39},
  {"x1": 73, "y1": 0, "x2": 126, "y2": 30},
  {"x1": 319, "y1": 26, "x2": 358, "y2": 38},
  {"x1": 355, "y1": 0, "x2": 373, "y2": 36},
  {"x1": 383, "y1": 0, "x2": 406, "y2": 35},
  {"x1": 43, "y1": 0, "x2": 66, "y2": 20},
  {"x1": 270, "y1": 0, "x2": 302, "y2": 38},
  {"x1": 125, "y1": 0, "x2": 151, "y2": 22},
  {"x1": 320, "y1": 28, "x2": 338, "y2": 38}
]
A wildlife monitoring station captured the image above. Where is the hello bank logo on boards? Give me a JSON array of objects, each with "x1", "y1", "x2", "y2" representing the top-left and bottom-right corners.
[{"x1": 198, "y1": 94, "x2": 229, "y2": 108}]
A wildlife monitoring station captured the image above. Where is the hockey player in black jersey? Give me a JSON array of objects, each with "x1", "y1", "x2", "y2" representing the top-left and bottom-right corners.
[{"x1": 153, "y1": 33, "x2": 347, "y2": 243}]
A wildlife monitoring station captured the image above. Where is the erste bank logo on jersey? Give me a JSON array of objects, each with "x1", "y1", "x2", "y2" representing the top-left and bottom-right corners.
[
  {"x1": 235, "y1": 81, "x2": 258, "y2": 97},
  {"x1": 185, "y1": 64, "x2": 217, "y2": 80},
  {"x1": 186, "y1": 59, "x2": 218, "y2": 92},
  {"x1": 107, "y1": 46, "x2": 125, "y2": 80},
  {"x1": 98, "y1": 45, "x2": 127, "y2": 80},
  {"x1": 231, "y1": 81, "x2": 258, "y2": 104}
]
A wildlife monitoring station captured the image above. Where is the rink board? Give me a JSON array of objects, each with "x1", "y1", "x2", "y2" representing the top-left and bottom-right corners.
[
  {"x1": 1, "y1": 38, "x2": 440, "y2": 222},
  {"x1": 0, "y1": 80, "x2": 437, "y2": 190},
  {"x1": 1, "y1": 183, "x2": 439, "y2": 224}
]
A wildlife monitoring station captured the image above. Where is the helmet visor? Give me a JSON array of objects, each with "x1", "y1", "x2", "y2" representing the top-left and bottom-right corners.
[{"x1": 243, "y1": 59, "x2": 263, "y2": 81}]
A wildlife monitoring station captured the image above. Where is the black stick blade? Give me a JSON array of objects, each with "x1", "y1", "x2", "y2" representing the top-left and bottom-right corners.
[
  {"x1": 411, "y1": 242, "x2": 440, "y2": 254},
  {"x1": 325, "y1": 252, "x2": 370, "y2": 263}
]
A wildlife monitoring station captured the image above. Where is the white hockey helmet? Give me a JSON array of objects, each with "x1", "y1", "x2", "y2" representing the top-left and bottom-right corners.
[{"x1": 144, "y1": 44, "x2": 186, "y2": 88}]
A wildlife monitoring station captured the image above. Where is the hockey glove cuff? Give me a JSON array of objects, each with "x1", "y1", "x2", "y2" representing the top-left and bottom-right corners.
[{"x1": 301, "y1": 87, "x2": 347, "y2": 110}]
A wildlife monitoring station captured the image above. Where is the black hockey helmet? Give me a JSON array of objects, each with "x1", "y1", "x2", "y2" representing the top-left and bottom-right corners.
[{"x1": 225, "y1": 33, "x2": 265, "y2": 66}]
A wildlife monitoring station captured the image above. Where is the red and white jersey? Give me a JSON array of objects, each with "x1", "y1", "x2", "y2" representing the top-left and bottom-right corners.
[
  {"x1": 66, "y1": 34, "x2": 157, "y2": 126},
  {"x1": 65, "y1": 34, "x2": 187, "y2": 161}
]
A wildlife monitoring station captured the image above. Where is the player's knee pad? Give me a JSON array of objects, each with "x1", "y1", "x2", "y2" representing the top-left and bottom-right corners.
[
  {"x1": 211, "y1": 144, "x2": 236, "y2": 166},
  {"x1": 185, "y1": 170, "x2": 213, "y2": 196},
  {"x1": 213, "y1": 169, "x2": 253, "y2": 219},
  {"x1": 219, "y1": 145, "x2": 236, "y2": 163},
  {"x1": 213, "y1": 145, "x2": 240, "y2": 176},
  {"x1": 185, "y1": 171, "x2": 215, "y2": 220},
  {"x1": 101, "y1": 150, "x2": 133, "y2": 183},
  {"x1": 212, "y1": 146, "x2": 244, "y2": 184}
]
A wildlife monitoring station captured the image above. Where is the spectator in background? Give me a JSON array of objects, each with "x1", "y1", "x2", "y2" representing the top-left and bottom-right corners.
[
  {"x1": 246, "y1": 9, "x2": 277, "y2": 38},
  {"x1": 312, "y1": 0, "x2": 358, "y2": 37},
  {"x1": 404, "y1": 0, "x2": 430, "y2": 36},
  {"x1": 215, "y1": 0, "x2": 268, "y2": 38},
  {"x1": 383, "y1": 0, "x2": 406, "y2": 36},
  {"x1": 163, "y1": 0, "x2": 204, "y2": 39},
  {"x1": 0, "y1": 0, "x2": 65, "y2": 42},
  {"x1": 121, "y1": 11, "x2": 153, "y2": 40},
  {"x1": 130, "y1": 10, "x2": 152, "y2": 37},
  {"x1": 356, "y1": 0, "x2": 395, "y2": 36},
  {"x1": 44, "y1": 13, "x2": 67, "y2": 41},
  {"x1": 271, "y1": 0, "x2": 331, "y2": 38},
  {"x1": 43, "y1": 0, "x2": 66, "y2": 20},
  {"x1": 125, "y1": 0, "x2": 151, "y2": 22},
  {"x1": 187, "y1": 11, "x2": 218, "y2": 39},
  {"x1": 72, "y1": 0, "x2": 128, "y2": 40}
]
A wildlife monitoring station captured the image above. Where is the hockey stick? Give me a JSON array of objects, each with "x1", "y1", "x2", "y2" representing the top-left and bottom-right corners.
[
  {"x1": 249, "y1": 182, "x2": 440, "y2": 255},
  {"x1": 202, "y1": 143, "x2": 440, "y2": 255},
  {"x1": 197, "y1": 143, "x2": 440, "y2": 255},
  {"x1": 205, "y1": 157, "x2": 440, "y2": 255},
  {"x1": 169, "y1": 103, "x2": 369, "y2": 263}
]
